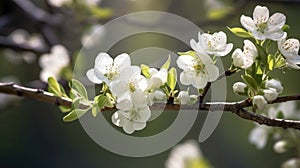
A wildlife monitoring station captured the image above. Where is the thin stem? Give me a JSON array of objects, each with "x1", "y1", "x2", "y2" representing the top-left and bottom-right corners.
[{"x1": 1, "y1": 82, "x2": 300, "y2": 130}]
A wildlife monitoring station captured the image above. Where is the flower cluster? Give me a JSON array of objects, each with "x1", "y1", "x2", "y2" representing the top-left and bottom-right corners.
[
  {"x1": 86, "y1": 53, "x2": 168, "y2": 134},
  {"x1": 231, "y1": 5, "x2": 300, "y2": 110}
]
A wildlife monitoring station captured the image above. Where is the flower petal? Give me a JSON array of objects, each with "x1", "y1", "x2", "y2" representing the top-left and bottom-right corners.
[
  {"x1": 114, "y1": 53, "x2": 131, "y2": 70},
  {"x1": 110, "y1": 80, "x2": 127, "y2": 97},
  {"x1": 133, "y1": 122, "x2": 146, "y2": 130},
  {"x1": 206, "y1": 64, "x2": 219, "y2": 82},
  {"x1": 86, "y1": 68, "x2": 102, "y2": 84},
  {"x1": 95, "y1": 52, "x2": 113, "y2": 68},
  {"x1": 180, "y1": 71, "x2": 193, "y2": 86},
  {"x1": 176, "y1": 56, "x2": 194, "y2": 71},
  {"x1": 240, "y1": 15, "x2": 255, "y2": 32},
  {"x1": 268, "y1": 13, "x2": 286, "y2": 31},
  {"x1": 214, "y1": 43, "x2": 233, "y2": 56},
  {"x1": 123, "y1": 119, "x2": 135, "y2": 134},
  {"x1": 111, "y1": 111, "x2": 125, "y2": 127},
  {"x1": 253, "y1": 5, "x2": 269, "y2": 24},
  {"x1": 191, "y1": 73, "x2": 208, "y2": 89}
]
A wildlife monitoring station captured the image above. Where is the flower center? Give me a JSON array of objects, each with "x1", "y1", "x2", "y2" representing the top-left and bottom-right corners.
[
  {"x1": 129, "y1": 82, "x2": 136, "y2": 92},
  {"x1": 193, "y1": 62, "x2": 206, "y2": 75},
  {"x1": 104, "y1": 64, "x2": 119, "y2": 80},
  {"x1": 284, "y1": 41, "x2": 299, "y2": 54},
  {"x1": 128, "y1": 108, "x2": 141, "y2": 121}
]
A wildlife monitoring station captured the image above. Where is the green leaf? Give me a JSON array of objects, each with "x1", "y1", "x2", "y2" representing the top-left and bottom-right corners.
[
  {"x1": 267, "y1": 54, "x2": 275, "y2": 70},
  {"x1": 227, "y1": 27, "x2": 252, "y2": 38},
  {"x1": 92, "y1": 105, "x2": 100, "y2": 117},
  {"x1": 141, "y1": 64, "x2": 151, "y2": 78},
  {"x1": 178, "y1": 51, "x2": 197, "y2": 58},
  {"x1": 276, "y1": 111, "x2": 285, "y2": 119},
  {"x1": 104, "y1": 93, "x2": 115, "y2": 108},
  {"x1": 275, "y1": 56, "x2": 286, "y2": 68},
  {"x1": 72, "y1": 97, "x2": 81, "y2": 109},
  {"x1": 69, "y1": 79, "x2": 88, "y2": 99},
  {"x1": 63, "y1": 109, "x2": 88, "y2": 122},
  {"x1": 48, "y1": 77, "x2": 63, "y2": 97},
  {"x1": 167, "y1": 67, "x2": 177, "y2": 90},
  {"x1": 282, "y1": 24, "x2": 290, "y2": 32},
  {"x1": 161, "y1": 55, "x2": 171, "y2": 70},
  {"x1": 256, "y1": 65, "x2": 263, "y2": 75},
  {"x1": 242, "y1": 75, "x2": 258, "y2": 91},
  {"x1": 59, "y1": 106, "x2": 72, "y2": 113},
  {"x1": 89, "y1": 6, "x2": 112, "y2": 19}
]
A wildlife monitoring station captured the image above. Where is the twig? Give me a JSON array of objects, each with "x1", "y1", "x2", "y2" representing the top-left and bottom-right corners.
[{"x1": 1, "y1": 82, "x2": 300, "y2": 130}]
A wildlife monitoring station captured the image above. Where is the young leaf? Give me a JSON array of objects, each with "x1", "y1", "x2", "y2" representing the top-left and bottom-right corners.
[
  {"x1": 141, "y1": 64, "x2": 151, "y2": 78},
  {"x1": 63, "y1": 109, "x2": 88, "y2": 122},
  {"x1": 161, "y1": 55, "x2": 171, "y2": 70},
  {"x1": 227, "y1": 27, "x2": 252, "y2": 38},
  {"x1": 59, "y1": 105, "x2": 72, "y2": 113},
  {"x1": 275, "y1": 56, "x2": 286, "y2": 68},
  {"x1": 48, "y1": 77, "x2": 63, "y2": 97},
  {"x1": 92, "y1": 105, "x2": 100, "y2": 117},
  {"x1": 242, "y1": 75, "x2": 258, "y2": 91},
  {"x1": 282, "y1": 24, "x2": 290, "y2": 32},
  {"x1": 267, "y1": 54, "x2": 275, "y2": 70},
  {"x1": 167, "y1": 67, "x2": 177, "y2": 90},
  {"x1": 69, "y1": 79, "x2": 88, "y2": 99},
  {"x1": 178, "y1": 51, "x2": 197, "y2": 58}
]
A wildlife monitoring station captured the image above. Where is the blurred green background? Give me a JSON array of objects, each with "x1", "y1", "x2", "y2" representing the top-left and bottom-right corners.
[{"x1": 0, "y1": 0, "x2": 300, "y2": 167}]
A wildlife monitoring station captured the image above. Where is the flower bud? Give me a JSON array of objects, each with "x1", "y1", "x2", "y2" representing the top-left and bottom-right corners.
[
  {"x1": 177, "y1": 91, "x2": 190, "y2": 105},
  {"x1": 273, "y1": 140, "x2": 288, "y2": 153},
  {"x1": 253, "y1": 95, "x2": 268, "y2": 110},
  {"x1": 233, "y1": 82, "x2": 247, "y2": 95},
  {"x1": 263, "y1": 88, "x2": 278, "y2": 101},
  {"x1": 265, "y1": 79, "x2": 283, "y2": 94}
]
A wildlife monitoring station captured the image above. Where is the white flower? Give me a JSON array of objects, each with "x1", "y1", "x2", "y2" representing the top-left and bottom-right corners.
[
  {"x1": 253, "y1": 95, "x2": 267, "y2": 110},
  {"x1": 273, "y1": 140, "x2": 288, "y2": 153},
  {"x1": 232, "y1": 82, "x2": 247, "y2": 94},
  {"x1": 81, "y1": 24, "x2": 105, "y2": 49},
  {"x1": 111, "y1": 91, "x2": 151, "y2": 134},
  {"x1": 282, "y1": 158, "x2": 300, "y2": 168},
  {"x1": 278, "y1": 33, "x2": 300, "y2": 69},
  {"x1": 109, "y1": 66, "x2": 148, "y2": 98},
  {"x1": 39, "y1": 45, "x2": 70, "y2": 82},
  {"x1": 240, "y1": 5, "x2": 286, "y2": 41},
  {"x1": 268, "y1": 101, "x2": 299, "y2": 119},
  {"x1": 249, "y1": 124, "x2": 270, "y2": 149},
  {"x1": 232, "y1": 40, "x2": 257, "y2": 69},
  {"x1": 148, "y1": 68, "x2": 168, "y2": 89},
  {"x1": 265, "y1": 79, "x2": 283, "y2": 94},
  {"x1": 86, "y1": 0, "x2": 101, "y2": 6},
  {"x1": 48, "y1": 0, "x2": 71, "y2": 7},
  {"x1": 86, "y1": 53, "x2": 131, "y2": 84},
  {"x1": 190, "y1": 31, "x2": 233, "y2": 56},
  {"x1": 263, "y1": 88, "x2": 278, "y2": 101},
  {"x1": 165, "y1": 140, "x2": 202, "y2": 168},
  {"x1": 176, "y1": 54, "x2": 219, "y2": 89}
]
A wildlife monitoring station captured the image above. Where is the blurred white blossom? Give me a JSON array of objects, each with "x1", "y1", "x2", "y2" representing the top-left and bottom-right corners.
[
  {"x1": 273, "y1": 140, "x2": 289, "y2": 154},
  {"x1": 81, "y1": 24, "x2": 106, "y2": 49},
  {"x1": 39, "y1": 45, "x2": 70, "y2": 82},
  {"x1": 249, "y1": 124, "x2": 270, "y2": 149},
  {"x1": 282, "y1": 158, "x2": 300, "y2": 168},
  {"x1": 48, "y1": 0, "x2": 71, "y2": 7},
  {"x1": 241, "y1": 5, "x2": 286, "y2": 41},
  {"x1": 165, "y1": 140, "x2": 203, "y2": 168}
]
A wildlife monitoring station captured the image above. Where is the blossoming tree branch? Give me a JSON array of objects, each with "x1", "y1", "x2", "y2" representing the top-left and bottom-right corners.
[{"x1": 0, "y1": 5, "x2": 300, "y2": 135}]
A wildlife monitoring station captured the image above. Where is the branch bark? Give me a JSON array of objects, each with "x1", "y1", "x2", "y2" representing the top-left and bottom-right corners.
[{"x1": 1, "y1": 82, "x2": 300, "y2": 130}]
